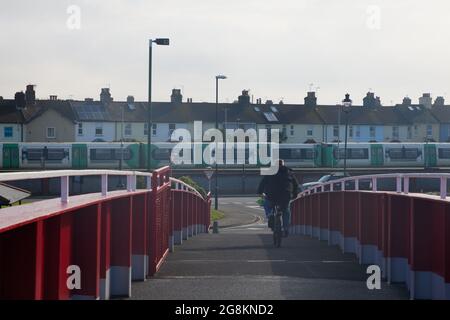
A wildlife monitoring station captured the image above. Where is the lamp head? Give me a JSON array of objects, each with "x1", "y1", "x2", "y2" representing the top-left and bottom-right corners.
[{"x1": 153, "y1": 38, "x2": 170, "y2": 46}]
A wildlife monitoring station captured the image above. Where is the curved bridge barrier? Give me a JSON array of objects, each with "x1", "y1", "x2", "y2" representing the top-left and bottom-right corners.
[
  {"x1": 0, "y1": 167, "x2": 211, "y2": 300},
  {"x1": 291, "y1": 173, "x2": 450, "y2": 300}
]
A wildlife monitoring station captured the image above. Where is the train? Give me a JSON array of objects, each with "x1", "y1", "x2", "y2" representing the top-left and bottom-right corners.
[{"x1": 0, "y1": 142, "x2": 447, "y2": 170}]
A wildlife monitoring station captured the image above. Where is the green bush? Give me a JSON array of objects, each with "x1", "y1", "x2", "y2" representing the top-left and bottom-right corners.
[{"x1": 178, "y1": 176, "x2": 207, "y2": 198}]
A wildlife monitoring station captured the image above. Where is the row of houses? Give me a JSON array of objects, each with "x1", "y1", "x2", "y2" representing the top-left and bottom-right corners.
[{"x1": 2, "y1": 85, "x2": 450, "y2": 144}]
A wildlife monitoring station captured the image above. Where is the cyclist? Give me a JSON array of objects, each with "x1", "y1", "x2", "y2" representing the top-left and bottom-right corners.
[{"x1": 257, "y1": 160, "x2": 299, "y2": 237}]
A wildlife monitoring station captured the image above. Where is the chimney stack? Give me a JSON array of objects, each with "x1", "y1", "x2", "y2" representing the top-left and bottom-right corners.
[
  {"x1": 100, "y1": 88, "x2": 113, "y2": 105},
  {"x1": 434, "y1": 96, "x2": 445, "y2": 107},
  {"x1": 419, "y1": 93, "x2": 432, "y2": 109},
  {"x1": 25, "y1": 84, "x2": 36, "y2": 105},
  {"x1": 402, "y1": 96, "x2": 412, "y2": 106},
  {"x1": 238, "y1": 90, "x2": 250, "y2": 106},
  {"x1": 304, "y1": 91, "x2": 317, "y2": 107},
  {"x1": 15, "y1": 91, "x2": 26, "y2": 109},
  {"x1": 49, "y1": 95, "x2": 57, "y2": 101},
  {"x1": 171, "y1": 89, "x2": 183, "y2": 104}
]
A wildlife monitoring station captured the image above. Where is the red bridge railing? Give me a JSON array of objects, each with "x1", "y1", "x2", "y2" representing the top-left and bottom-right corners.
[
  {"x1": 0, "y1": 167, "x2": 211, "y2": 300},
  {"x1": 291, "y1": 173, "x2": 450, "y2": 300}
]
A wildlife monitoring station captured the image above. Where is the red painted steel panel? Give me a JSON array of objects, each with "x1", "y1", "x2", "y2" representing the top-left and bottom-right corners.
[
  {"x1": 72, "y1": 204, "x2": 101, "y2": 298},
  {"x1": 110, "y1": 197, "x2": 132, "y2": 268},
  {"x1": 387, "y1": 195, "x2": 411, "y2": 259},
  {"x1": 311, "y1": 193, "x2": 320, "y2": 229},
  {"x1": 43, "y1": 213, "x2": 73, "y2": 300},
  {"x1": 132, "y1": 194, "x2": 147, "y2": 256},
  {"x1": 0, "y1": 221, "x2": 44, "y2": 300},
  {"x1": 329, "y1": 192, "x2": 342, "y2": 232},
  {"x1": 100, "y1": 202, "x2": 111, "y2": 280},
  {"x1": 410, "y1": 198, "x2": 434, "y2": 272},
  {"x1": 319, "y1": 193, "x2": 329, "y2": 230},
  {"x1": 359, "y1": 193, "x2": 379, "y2": 246},
  {"x1": 342, "y1": 192, "x2": 358, "y2": 238}
]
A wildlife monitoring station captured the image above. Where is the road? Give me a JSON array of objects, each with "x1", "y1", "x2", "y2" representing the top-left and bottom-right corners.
[{"x1": 130, "y1": 197, "x2": 409, "y2": 300}]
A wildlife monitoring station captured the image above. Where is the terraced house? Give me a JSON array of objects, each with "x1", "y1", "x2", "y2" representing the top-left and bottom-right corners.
[{"x1": 1, "y1": 85, "x2": 449, "y2": 144}]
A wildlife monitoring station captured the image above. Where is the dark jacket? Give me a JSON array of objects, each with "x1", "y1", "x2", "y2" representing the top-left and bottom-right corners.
[{"x1": 257, "y1": 166, "x2": 299, "y2": 205}]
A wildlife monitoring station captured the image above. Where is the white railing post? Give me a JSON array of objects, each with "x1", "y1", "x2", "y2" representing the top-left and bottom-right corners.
[
  {"x1": 101, "y1": 174, "x2": 108, "y2": 196},
  {"x1": 440, "y1": 177, "x2": 447, "y2": 199},
  {"x1": 372, "y1": 177, "x2": 378, "y2": 191},
  {"x1": 61, "y1": 176, "x2": 69, "y2": 204},
  {"x1": 355, "y1": 179, "x2": 359, "y2": 191},
  {"x1": 396, "y1": 176, "x2": 402, "y2": 193},
  {"x1": 404, "y1": 177, "x2": 409, "y2": 194},
  {"x1": 342, "y1": 180, "x2": 346, "y2": 191},
  {"x1": 330, "y1": 182, "x2": 334, "y2": 192},
  {"x1": 127, "y1": 175, "x2": 133, "y2": 192},
  {"x1": 147, "y1": 176, "x2": 152, "y2": 190}
]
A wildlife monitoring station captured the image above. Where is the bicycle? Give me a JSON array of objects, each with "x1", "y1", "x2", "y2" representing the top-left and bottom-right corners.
[{"x1": 272, "y1": 205, "x2": 283, "y2": 248}]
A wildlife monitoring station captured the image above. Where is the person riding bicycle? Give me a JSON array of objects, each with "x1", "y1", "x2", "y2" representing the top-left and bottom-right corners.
[{"x1": 257, "y1": 160, "x2": 299, "y2": 237}]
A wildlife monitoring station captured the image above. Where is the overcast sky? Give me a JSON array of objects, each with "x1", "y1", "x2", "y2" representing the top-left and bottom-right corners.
[{"x1": 1, "y1": 0, "x2": 450, "y2": 105}]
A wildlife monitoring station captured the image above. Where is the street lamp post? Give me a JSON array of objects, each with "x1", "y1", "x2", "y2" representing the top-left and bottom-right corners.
[
  {"x1": 215, "y1": 75, "x2": 227, "y2": 210},
  {"x1": 342, "y1": 94, "x2": 352, "y2": 177},
  {"x1": 148, "y1": 38, "x2": 170, "y2": 172}
]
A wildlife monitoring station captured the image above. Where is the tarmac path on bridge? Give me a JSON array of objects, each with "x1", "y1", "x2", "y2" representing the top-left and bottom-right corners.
[{"x1": 130, "y1": 197, "x2": 409, "y2": 300}]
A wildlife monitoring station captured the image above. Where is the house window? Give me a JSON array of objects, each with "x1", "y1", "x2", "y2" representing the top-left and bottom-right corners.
[
  {"x1": 306, "y1": 126, "x2": 313, "y2": 137},
  {"x1": 152, "y1": 124, "x2": 157, "y2": 136},
  {"x1": 3, "y1": 127, "x2": 13, "y2": 138},
  {"x1": 369, "y1": 126, "x2": 376, "y2": 138},
  {"x1": 95, "y1": 123, "x2": 103, "y2": 136},
  {"x1": 77, "y1": 123, "x2": 83, "y2": 135},
  {"x1": 426, "y1": 124, "x2": 433, "y2": 137},
  {"x1": 333, "y1": 126, "x2": 339, "y2": 138},
  {"x1": 349, "y1": 126, "x2": 353, "y2": 138},
  {"x1": 392, "y1": 126, "x2": 399, "y2": 139},
  {"x1": 144, "y1": 123, "x2": 148, "y2": 136},
  {"x1": 169, "y1": 123, "x2": 176, "y2": 137},
  {"x1": 355, "y1": 126, "x2": 360, "y2": 138},
  {"x1": 290, "y1": 125, "x2": 294, "y2": 136},
  {"x1": 47, "y1": 127, "x2": 56, "y2": 139},
  {"x1": 407, "y1": 126, "x2": 412, "y2": 139},
  {"x1": 125, "y1": 123, "x2": 132, "y2": 136}
]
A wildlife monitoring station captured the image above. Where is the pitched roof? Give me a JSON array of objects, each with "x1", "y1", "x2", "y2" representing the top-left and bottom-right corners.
[
  {"x1": 21, "y1": 100, "x2": 76, "y2": 123},
  {"x1": 429, "y1": 106, "x2": 450, "y2": 124},
  {"x1": 314, "y1": 105, "x2": 407, "y2": 125},
  {"x1": 394, "y1": 105, "x2": 439, "y2": 124},
  {"x1": 0, "y1": 99, "x2": 25, "y2": 123}
]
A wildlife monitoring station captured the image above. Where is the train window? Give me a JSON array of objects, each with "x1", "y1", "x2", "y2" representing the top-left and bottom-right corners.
[
  {"x1": 334, "y1": 148, "x2": 369, "y2": 160},
  {"x1": 438, "y1": 148, "x2": 450, "y2": 159},
  {"x1": 387, "y1": 148, "x2": 420, "y2": 160},
  {"x1": 152, "y1": 148, "x2": 172, "y2": 160},
  {"x1": 114, "y1": 148, "x2": 132, "y2": 160},
  {"x1": 280, "y1": 148, "x2": 315, "y2": 160},
  {"x1": 90, "y1": 148, "x2": 132, "y2": 161},
  {"x1": 23, "y1": 148, "x2": 68, "y2": 161}
]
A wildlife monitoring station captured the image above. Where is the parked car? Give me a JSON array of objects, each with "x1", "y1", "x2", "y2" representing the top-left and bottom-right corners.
[{"x1": 301, "y1": 172, "x2": 351, "y2": 191}]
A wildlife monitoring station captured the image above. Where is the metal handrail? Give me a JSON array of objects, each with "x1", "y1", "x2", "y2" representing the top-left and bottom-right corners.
[
  {"x1": 0, "y1": 169, "x2": 207, "y2": 205},
  {"x1": 299, "y1": 172, "x2": 450, "y2": 200}
]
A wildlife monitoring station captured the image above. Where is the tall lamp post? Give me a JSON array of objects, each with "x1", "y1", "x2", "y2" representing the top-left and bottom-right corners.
[
  {"x1": 147, "y1": 38, "x2": 170, "y2": 172},
  {"x1": 215, "y1": 75, "x2": 227, "y2": 210},
  {"x1": 342, "y1": 93, "x2": 352, "y2": 176}
]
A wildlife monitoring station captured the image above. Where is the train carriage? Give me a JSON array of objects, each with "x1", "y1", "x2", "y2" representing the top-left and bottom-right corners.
[
  {"x1": 20, "y1": 143, "x2": 72, "y2": 169},
  {"x1": 382, "y1": 143, "x2": 426, "y2": 167},
  {"x1": 86, "y1": 142, "x2": 141, "y2": 169}
]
